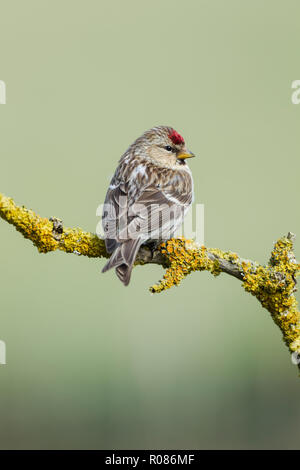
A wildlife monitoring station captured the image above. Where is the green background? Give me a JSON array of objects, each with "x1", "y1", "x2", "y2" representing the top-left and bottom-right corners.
[{"x1": 0, "y1": 0, "x2": 300, "y2": 449}]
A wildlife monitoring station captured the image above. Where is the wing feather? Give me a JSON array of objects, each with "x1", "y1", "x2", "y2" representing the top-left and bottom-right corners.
[{"x1": 103, "y1": 164, "x2": 193, "y2": 245}]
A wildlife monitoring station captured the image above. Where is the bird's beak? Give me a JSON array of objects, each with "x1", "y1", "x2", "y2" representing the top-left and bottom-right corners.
[{"x1": 177, "y1": 149, "x2": 195, "y2": 160}]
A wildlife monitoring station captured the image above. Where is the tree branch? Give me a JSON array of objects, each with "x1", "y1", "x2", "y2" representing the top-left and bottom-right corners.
[{"x1": 1, "y1": 192, "x2": 300, "y2": 373}]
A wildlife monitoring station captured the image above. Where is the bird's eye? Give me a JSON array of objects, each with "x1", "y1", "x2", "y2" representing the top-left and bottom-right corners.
[{"x1": 165, "y1": 145, "x2": 174, "y2": 152}]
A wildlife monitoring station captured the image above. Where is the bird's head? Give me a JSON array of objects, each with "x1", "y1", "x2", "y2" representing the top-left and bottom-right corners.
[{"x1": 131, "y1": 126, "x2": 195, "y2": 168}]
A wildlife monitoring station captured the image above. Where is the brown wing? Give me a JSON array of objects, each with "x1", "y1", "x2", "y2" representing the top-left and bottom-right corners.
[
  {"x1": 103, "y1": 181, "x2": 192, "y2": 248},
  {"x1": 127, "y1": 186, "x2": 190, "y2": 242}
]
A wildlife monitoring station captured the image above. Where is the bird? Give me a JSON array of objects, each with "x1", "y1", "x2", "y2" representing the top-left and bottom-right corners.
[{"x1": 102, "y1": 126, "x2": 195, "y2": 286}]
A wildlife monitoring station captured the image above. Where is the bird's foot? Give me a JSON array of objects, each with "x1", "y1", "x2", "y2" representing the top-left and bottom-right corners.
[{"x1": 145, "y1": 241, "x2": 159, "y2": 259}]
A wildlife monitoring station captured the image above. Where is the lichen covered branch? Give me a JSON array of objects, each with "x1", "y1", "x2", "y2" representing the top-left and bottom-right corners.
[
  {"x1": 0, "y1": 193, "x2": 108, "y2": 258},
  {"x1": 1, "y1": 192, "x2": 300, "y2": 372}
]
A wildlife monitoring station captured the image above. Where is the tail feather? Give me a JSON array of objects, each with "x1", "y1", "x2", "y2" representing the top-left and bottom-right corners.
[
  {"x1": 102, "y1": 239, "x2": 142, "y2": 286},
  {"x1": 115, "y1": 264, "x2": 133, "y2": 286}
]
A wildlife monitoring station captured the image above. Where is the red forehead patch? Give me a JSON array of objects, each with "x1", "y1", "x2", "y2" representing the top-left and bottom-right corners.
[{"x1": 169, "y1": 129, "x2": 184, "y2": 145}]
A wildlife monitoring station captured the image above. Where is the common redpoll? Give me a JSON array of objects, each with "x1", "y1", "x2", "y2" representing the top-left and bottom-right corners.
[{"x1": 102, "y1": 126, "x2": 195, "y2": 285}]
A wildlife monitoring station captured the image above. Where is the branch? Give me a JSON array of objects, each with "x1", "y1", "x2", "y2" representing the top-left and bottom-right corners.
[{"x1": 1, "y1": 192, "x2": 300, "y2": 373}]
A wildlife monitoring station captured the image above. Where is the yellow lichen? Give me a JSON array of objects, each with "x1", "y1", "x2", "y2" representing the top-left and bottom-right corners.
[
  {"x1": 1, "y1": 192, "x2": 300, "y2": 373},
  {"x1": 241, "y1": 236, "x2": 300, "y2": 353},
  {"x1": 150, "y1": 239, "x2": 221, "y2": 293},
  {"x1": 149, "y1": 235, "x2": 300, "y2": 369},
  {"x1": 0, "y1": 193, "x2": 108, "y2": 259}
]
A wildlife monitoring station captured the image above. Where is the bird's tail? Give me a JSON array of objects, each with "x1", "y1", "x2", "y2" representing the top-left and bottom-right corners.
[{"x1": 102, "y1": 239, "x2": 142, "y2": 286}]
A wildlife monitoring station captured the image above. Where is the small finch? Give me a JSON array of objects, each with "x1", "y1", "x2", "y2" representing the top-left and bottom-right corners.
[{"x1": 102, "y1": 126, "x2": 195, "y2": 285}]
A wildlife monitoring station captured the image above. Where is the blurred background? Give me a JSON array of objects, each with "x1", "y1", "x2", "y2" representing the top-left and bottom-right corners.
[{"x1": 0, "y1": 0, "x2": 300, "y2": 449}]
